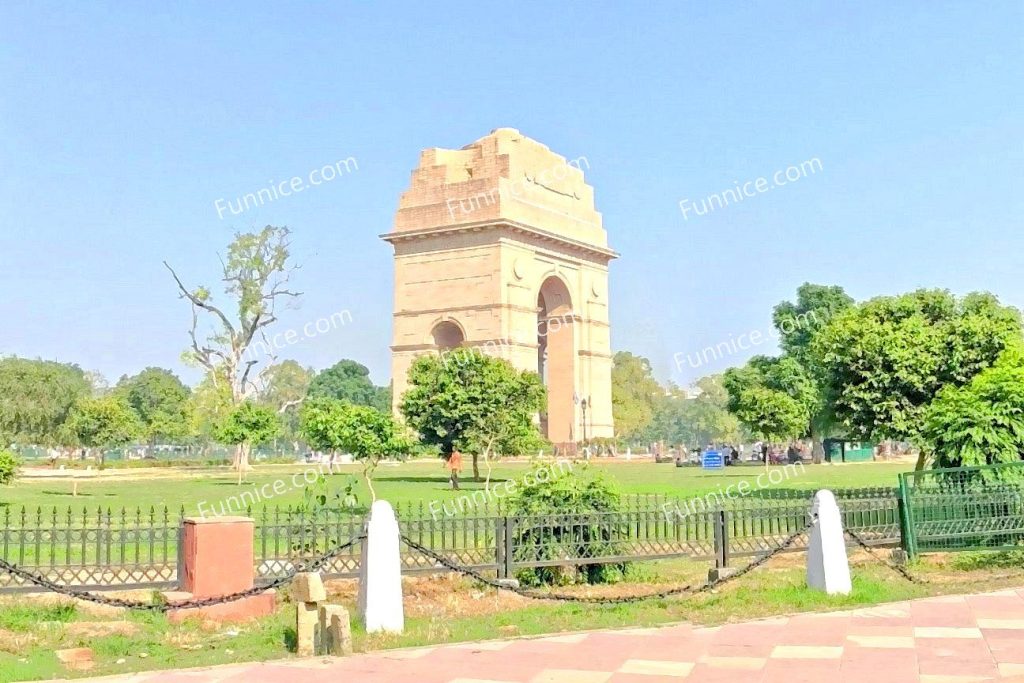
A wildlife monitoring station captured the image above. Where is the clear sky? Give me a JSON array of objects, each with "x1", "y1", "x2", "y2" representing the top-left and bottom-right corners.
[{"x1": 1, "y1": 2, "x2": 1021, "y2": 388}]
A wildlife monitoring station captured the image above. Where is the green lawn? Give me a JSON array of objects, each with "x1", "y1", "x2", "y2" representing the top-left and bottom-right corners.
[{"x1": 0, "y1": 459, "x2": 913, "y2": 515}]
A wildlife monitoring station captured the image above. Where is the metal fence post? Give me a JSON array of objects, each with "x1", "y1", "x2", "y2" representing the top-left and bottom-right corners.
[
  {"x1": 897, "y1": 474, "x2": 917, "y2": 560},
  {"x1": 495, "y1": 516, "x2": 506, "y2": 578},
  {"x1": 713, "y1": 510, "x2": 729, "y2": 568},
  {"x1": 175, "y1": 519, "x2": 185, "y2": 589},
  {"x1": 503, "y1": 516, "x2": 514, "y2": 578}
]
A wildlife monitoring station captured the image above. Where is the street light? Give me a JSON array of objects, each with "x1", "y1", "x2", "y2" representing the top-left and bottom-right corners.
[{"x1": 580, "y1": 396, "x2": 589, "y2": 443}]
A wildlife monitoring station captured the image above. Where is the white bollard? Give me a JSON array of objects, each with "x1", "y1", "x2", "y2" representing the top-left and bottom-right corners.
[
  {"x1": 806, "y1": 489, "x2": 852, "y2": 595},
  {"x1": 357, "y1": 500, "x2": 404, "y2": 633}
]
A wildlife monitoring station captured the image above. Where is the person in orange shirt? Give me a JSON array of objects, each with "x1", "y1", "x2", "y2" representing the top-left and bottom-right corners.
[{"x1": 447, "y1": 449, "x2": 463, "y2": 490}]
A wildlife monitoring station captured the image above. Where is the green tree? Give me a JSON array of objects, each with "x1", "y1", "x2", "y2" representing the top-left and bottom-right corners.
[
  {"x1": 300, "y1": 397, "x2": 410, "y2": 500},
  {"x1": 189, "y1": 370, "x2": 234, "y2": 454},
  {"x1": 922, "y1": 345, "x2": 1024, "y2": 469},
  {"x1": 611, "y1": 352, "x2": 662, "y2": 442},
  {"x1": 644, "y1": 376, "x2": 741, "y2": 448},
  {"x1": 724, "y1": 355, "x2": 817, "y2": 447},
  {"x1": 114, "y1": 368, "x2": 193, "y2": 454},
  {"x1": 64, "y1": 396, "x2": 143, "y2": 467},
  {"x1": 0, "y1": 450, "x2": 19, "y2": 486},
  {"x1": 814, "y1": 289, "x2": 1022, "y2": 459},
  {"x1": 165, "y1": 225, "x2": 300, "y2": 474},
  {"x1": 400, "y1": 353, "x2": 546, "y2": 481},
  {"x1": 722, "y1": 284, "x2": 853, "y2": 462},
  {"x1": 215, "y1": 401, "x2": 280, "y2": 484},
  {"x1": 773, "y1": 283, "x2": 854, "y2": 365},
  {"x1": 260, "y1": 360, "x2": 314, "y2": 451},
  {"x1": 0, "y1": 358, "x2": 91, "y2": 446},
  {"x1": 307, "y1": 360, "x2": 390, "y2": 411}
]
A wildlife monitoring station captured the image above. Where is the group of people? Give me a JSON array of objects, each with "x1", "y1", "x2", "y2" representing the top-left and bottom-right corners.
[{"x1": 669, "y1": 441, "x2": 809, "y2": 466}]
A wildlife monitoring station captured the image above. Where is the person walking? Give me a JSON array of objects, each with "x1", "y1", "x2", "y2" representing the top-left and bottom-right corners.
[{"x1": 448, "y1": 449, "x2": 463, "y2": 490}]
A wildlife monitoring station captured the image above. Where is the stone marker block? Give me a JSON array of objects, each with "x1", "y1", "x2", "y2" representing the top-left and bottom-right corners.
[
  {"x1": 807, "y1": 489, "x2": 852, "y2": 595},
  {"x1": 162, "y1": 516, "x2": 274, "y2": 624},
  {"x1": 293, "y1": 572, "x2": 326, "y2": 603},
  {"x1": 319, "y1": 604, "x2": 353, "y2": 656},
  {"x1": 707, "y1": 567, "x2": 738, "y2": 583},
  {"x1": 357, "y1": 500, "x2": 404, "y2": 633},
  {"x1": 180, "y1": 516, "x2": 255, "y2": 597},
  {"x1": 296, "y1": 601, "x2": 319, "y2": 657}
]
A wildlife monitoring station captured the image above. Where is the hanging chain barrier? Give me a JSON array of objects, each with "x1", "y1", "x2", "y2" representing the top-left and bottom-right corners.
[
  {"x1": 845, "y1": 527, "x2": 928, "y2": 585},
  {"x1": 400, "y1": 521, "x2": 813, "y2": 605},
  {"x1": 0, "y1": 516, "x2": 925, "y2": 612},
  {"x1": 0, "y1": 533, "x2": 366, "y2": 613}
]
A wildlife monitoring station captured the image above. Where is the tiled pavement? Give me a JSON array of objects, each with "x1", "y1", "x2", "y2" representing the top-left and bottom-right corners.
[{"x1": 43, "y1": 587, "x2": 1024, "y2": 683}]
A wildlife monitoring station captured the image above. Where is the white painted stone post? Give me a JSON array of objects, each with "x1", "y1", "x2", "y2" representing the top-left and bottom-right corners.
[
  {"x1": 357, "y1": 500, "x2": 404, "y2": 633},
  {"x1": 806, "y1": 489, "x2": 852, "y2": 595}
]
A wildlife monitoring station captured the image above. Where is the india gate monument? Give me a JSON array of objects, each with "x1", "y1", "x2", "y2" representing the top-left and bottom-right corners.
[{"x1": 382, "y1": 128, "x2": 616, "y2": 447}]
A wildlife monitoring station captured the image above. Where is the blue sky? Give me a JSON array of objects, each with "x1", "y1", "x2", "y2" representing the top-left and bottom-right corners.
[{"x1": 1, "y1": 1, "x2": 1021, "y2": 388}]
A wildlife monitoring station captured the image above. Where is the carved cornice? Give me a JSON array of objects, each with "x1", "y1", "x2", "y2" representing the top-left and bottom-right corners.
[{"x1": 381, "y1": 219, "x2": 618, "y2": 263}]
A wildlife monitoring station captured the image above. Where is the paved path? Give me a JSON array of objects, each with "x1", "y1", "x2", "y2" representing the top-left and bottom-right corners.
[{"x1": 49, "y1": 587, "x2": 1024, "y2": 683}]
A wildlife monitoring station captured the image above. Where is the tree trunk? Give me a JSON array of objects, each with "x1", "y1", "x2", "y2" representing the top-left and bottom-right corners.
[
  {"x1": 811, "y1": 434, "x2": 824, "y2": 465},
  {"x1": 236, "y1": 443, "x2": 250, "y2": 485},
  {"x1": 914, "y1": 448, "x2": 928, "y2": 471},
  {"x1": 472, "y1": 453, "x2": 480, "y2": 481}
]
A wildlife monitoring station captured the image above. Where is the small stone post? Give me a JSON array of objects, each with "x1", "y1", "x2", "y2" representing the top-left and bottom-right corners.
[
  {"x1": 806, "y1": 489, "x2": 852, "y2": 595},
  {"x1": 320, "y1": 604, "x2": 353, "y2": 655},
  {"x1": 357, "y1": 500, "x2": 404, "y2": 633},
  {"x1": 293, "y1": 572, "x2": 327, "y2": 657}
]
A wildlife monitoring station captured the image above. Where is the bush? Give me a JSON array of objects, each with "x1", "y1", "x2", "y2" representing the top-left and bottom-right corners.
[
  {"x1": 505, "y1": 464, "x2": 627, "y2": 586},
  {"x1": 0, "y1": 449, "x2": 19, "y2": 485}
]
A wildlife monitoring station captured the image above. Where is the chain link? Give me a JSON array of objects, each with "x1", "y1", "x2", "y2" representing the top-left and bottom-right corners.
[
  {"x1": 845, "y1": 527, "x2": 928, "y2": 585},
  {"x1": 0, "y1": 534, "x2": 366, "y2": 612},
  {"x1": 400, "y1": 522, "x2": 812, "y2": 605}
]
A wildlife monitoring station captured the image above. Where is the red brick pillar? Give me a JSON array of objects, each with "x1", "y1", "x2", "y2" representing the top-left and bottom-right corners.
[{"x1": 164, "y1": 516, "x2": 275, "y2": 623}]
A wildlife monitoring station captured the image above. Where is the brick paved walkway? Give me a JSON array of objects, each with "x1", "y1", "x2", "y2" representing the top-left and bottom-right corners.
[{"x1": 47, "y1": 587, "x2": 1024, "y2": 683}]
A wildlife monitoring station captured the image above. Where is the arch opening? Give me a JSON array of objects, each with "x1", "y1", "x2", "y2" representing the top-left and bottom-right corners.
[
  {"x1": 537, "y1": 276, "x2": 575, "y2": 447},
  {"x1": 431, "y1": 321, "x2": 465, "y2": 350}
]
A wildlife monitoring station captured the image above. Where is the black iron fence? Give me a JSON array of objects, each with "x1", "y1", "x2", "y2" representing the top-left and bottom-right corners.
[{"x1": 0, "y1": 488, "x2": 901, "y2": 592}]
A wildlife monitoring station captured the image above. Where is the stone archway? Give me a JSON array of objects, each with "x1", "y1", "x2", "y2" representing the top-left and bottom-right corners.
[
  {"x1": 384, "y1": 129, "x2": 616, "y2": 441},
  {"x1": 537, "y1": 276, "x2": 575, "y2": 446}
]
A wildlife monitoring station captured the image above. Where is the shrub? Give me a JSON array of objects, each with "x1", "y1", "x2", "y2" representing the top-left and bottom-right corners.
[
  {"x1": 0, "y1": 449, "x2": 19, "y2": 485},
  {"x1": 505, "y1": 464, "x2": 627, "y2": 586}
]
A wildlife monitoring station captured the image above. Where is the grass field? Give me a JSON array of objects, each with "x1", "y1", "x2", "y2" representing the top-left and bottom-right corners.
[{"x1": 0, "y1": 459, "x2": 914, "y2": 515}]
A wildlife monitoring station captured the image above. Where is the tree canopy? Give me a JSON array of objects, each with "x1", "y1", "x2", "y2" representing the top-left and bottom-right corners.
[
  {"x1": 922, "y1": 344, "x2": 1024, "y2": 469},
  {"x1": 300, "y1": 397, "x2": 411, "y2": 499},
  {"x1": 307, "y1": 359, "x2": 389, "y2": 411},
  {"x1": 0, "y1": 357, "x2": 92, "y2": 446},
  {"x1": 611, "y1": 351, "x2": 662, "y2": 441},
  {"x1": 166, "y1": 225, "x2": 299, "y2": 404},
  {"x1": 814, "y1": 289, "x2": 1021, "y2": 444},
  {"x1": 114, "y1": 367, "x2": 192, "y2": 447},
  {"x1": 64, "y1": 396, "x2": 143, "y2": 460},
  {"x1": 724, "y1": 284, "x2": 853, "y2": 459},
  {"x1": 215, "y1": 401, "x2": 280, "y2": 483},
  {"x1": 400, "y1": 353, "x2": 546, "y2": 478}
]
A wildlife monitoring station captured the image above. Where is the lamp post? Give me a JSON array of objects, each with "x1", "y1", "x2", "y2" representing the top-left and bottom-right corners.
[{"x1": 580, "y1": 397, "x2": 589, "y2": 443}]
